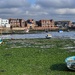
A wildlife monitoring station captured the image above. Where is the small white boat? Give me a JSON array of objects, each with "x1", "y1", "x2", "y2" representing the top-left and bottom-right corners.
[
  {"x1": 0, "y1": 38, "x2": 3, "y2": 44},
  {"x1": 46, "y1": 34, "x2": 52, "y2": 39},
  {"x1": 65, "y1": 56, "x2": 75, "y2": 70},
  {"x1": 25, "y1": 29, "x2": 29, "y2": 33}
]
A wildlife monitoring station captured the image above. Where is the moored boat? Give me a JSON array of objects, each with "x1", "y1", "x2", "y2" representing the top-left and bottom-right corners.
[
  {"x1": 65, "y1": 56, "x2": 75, "y2": 70},
  {"x1": 58, "y1": 30, "x2": 63, "y2": 33},
  {"x1": 0, "y1": 38, "x2": 3, "y2": 44},
  {"x1": 25, "y1": 29, "x2": 29, "y2": 33},
  {"x1": 46, "y1": 34, "x2": 52, "y2": 39}
]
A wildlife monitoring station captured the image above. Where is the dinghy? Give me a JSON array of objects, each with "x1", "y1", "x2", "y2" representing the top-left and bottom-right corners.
[
  {"x1": 65, "y1": 56, "x2": 75, "y2": 70},
  {"x1": 46, "y1": 34, "x2": 52, "y2": 39}
]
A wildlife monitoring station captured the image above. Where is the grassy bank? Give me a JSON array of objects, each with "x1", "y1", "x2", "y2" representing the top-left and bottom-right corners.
[{"x1": 0, "y1": 38, "x2": 75, "y2": 75}]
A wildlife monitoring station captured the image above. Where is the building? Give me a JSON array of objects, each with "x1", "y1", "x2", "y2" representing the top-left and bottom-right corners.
[
  {"x1": 9, "y1": 18, "x2": 26, "y2": 27},
  {"x1": 34, "y1": 19, "x2": 59, "y2": 30},
  {"x1": 39, "y1": 19, "x2": 54, "y2": 27},
  {"x1": 0, "y1": 18, "x2": 10, "y2": 27},
  {"x1": 55, "y1": 21, "x2": 72, "y2": 28},
  {"x1": 20, "y1": 19, "x2": 26, "y2": 27},
  {"x1": 72, "y1": 22, "x2": 75, "y2": 27},
  {"x1": 27, "y1": 19, "x2": 36, "y2": 29}
]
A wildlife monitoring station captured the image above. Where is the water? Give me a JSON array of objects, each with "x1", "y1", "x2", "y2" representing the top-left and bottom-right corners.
[{"x1": 0, "y1": 31, "x2": 75, "y2": 39}]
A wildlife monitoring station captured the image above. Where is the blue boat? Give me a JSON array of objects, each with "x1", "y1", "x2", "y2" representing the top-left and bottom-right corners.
[
  {"x1": 65, "y1": 56, "x2": 75, "y2": 70},
  {"x1": 58, "y1": 30, "x2": 63, "y2": 33}
]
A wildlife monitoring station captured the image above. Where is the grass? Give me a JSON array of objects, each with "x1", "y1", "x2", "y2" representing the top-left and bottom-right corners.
[{"x1": 0, "y1": 38, "x2": 75, "y2": 75}]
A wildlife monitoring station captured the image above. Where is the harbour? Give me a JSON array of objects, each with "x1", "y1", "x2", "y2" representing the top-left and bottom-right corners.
[{"x1": 0, "y1": 31, "x2": 75, "y2": 39}]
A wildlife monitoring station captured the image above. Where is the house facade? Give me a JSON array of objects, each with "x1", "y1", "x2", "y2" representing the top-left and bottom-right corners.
[
  {"x1": 39, "y1": 19, "x2": 54, "y2": 27},
  {"x1": 27, "y1": 19, "x2": 36, "y2": 29},
  {"x1": 9, "y1": 18, "x2": 26, "y2": 27},
  {"x1": 0, "y1": 18, "x2": 10, "y2": 27},
  {"x1": 55, "y1": 21, "x2": 72, "y2": 28},
  {"x1": 0, "y1": 18, "x2": 73, "y2": 30}
]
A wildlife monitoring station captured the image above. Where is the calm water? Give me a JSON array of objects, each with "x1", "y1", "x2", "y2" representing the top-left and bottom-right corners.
[{"x1": 0, "y1": 31, "x2": 75, "y2": 39}]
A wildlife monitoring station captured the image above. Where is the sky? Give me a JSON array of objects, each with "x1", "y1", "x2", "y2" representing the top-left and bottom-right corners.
[
  {"x1": 0, "y1": 0, "x2": 75, "y2": 21},
  {"x1": 28, "y1": 0, "x2": 36, "y2": 4}
]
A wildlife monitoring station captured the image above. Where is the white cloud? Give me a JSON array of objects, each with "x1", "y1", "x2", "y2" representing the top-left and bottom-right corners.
[
  {"x1": 55, "y1": 8, "x2": 75, "y2": 14},
  {"x1": 36, "y1": 0, "x2": 75, "y2": 8},
  {"x1": 0, "y1": 0, "x2": 30, "y2": 8},
  {"x1": 31, "y1": 4, "x2": 41, "y2": 10},
  {"x1": 0, "y1": 0, "x2": 75, "y2": 21}
]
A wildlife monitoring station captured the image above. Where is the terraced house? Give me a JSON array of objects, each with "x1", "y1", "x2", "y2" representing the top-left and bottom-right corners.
[
  {"x1": 9, "y1": 18, "x2": 26, "y2": 28},
  {"x1": 0, "y1": 18, "x2": 73, "y2": 31},
  {"x1": 26, "y1": 19, "x2": 36, "y2": 29},
  {"x1": 40, "y1": 19, "x2": 54, "y2": 27},
  {"x1": 34, "y1": 19, "x2": 58, "y2": 30},
  {"x1": 55, "y1": 21, "x2": 72, "y2": 28}
]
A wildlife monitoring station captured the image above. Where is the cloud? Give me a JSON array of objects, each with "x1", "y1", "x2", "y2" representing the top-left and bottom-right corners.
[
  {"x1": 31, "y1": 4, "x2": 41, "y2": 10},
  {"x1": 0, "y1": 0, "x2": 30, "y2": 8},
  {"x1": 36, "y1": 0, "x2": 75, "y2": 8},
  {"x1": 0, "y1": 0, "x2": 75, "y2": 21},
  {"x1": 55, "y1": 8, "x2": 75, "y2": 14}
]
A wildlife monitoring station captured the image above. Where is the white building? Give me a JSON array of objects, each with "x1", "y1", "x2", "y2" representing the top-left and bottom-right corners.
[{"x1": 0, "y1": 18, "x2": 10, "y2": 27}]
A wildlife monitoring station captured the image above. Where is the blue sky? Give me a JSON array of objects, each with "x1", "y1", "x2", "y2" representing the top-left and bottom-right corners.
[
  {"x1": 28, "y1": 0, "x2": 36, "y2": 4},
  {"x1": 0, "y1": 0, "x2": 75, "y2": 21}
]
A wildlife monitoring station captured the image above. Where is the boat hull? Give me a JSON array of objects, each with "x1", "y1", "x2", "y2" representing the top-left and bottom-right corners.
[
  {"x1": 65, "y1": 56, "x2": 75, "y2": 70},
  {"x1": 46, "y1": 34, "x2": 52, "y2": 39},
  {"x1": 0, "y1": 41, "x2": 2, "y2": 44}
]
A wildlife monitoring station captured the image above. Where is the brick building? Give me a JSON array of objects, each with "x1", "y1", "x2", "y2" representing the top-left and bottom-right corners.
[
  {"x1": 9, "y1": 18, "x2": 26, "y2": 27},
  {"x1": 39, "y1": 19, "x2": 54, "y2": 27},
  {"x1": 26, "y1": 19, "x2": 36, "y2": 29},
  {"x1": 34, "y1": 19, "x2": 59, "y2": 30}
]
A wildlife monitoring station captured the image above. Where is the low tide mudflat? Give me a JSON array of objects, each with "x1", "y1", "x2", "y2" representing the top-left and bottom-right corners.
[{"x1": 0, "y1": 38, "x2": 75, "y2": 75}]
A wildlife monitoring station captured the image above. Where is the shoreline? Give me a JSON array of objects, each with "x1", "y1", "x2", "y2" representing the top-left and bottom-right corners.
[{"x1": 0, "y1": 29, "x2": 74, "y2": 35}]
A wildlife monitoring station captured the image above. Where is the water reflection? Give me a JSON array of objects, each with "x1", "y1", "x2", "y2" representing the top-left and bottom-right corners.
[{"x1": 0, "y1": 31, "x2": 75, "y2": 39}]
